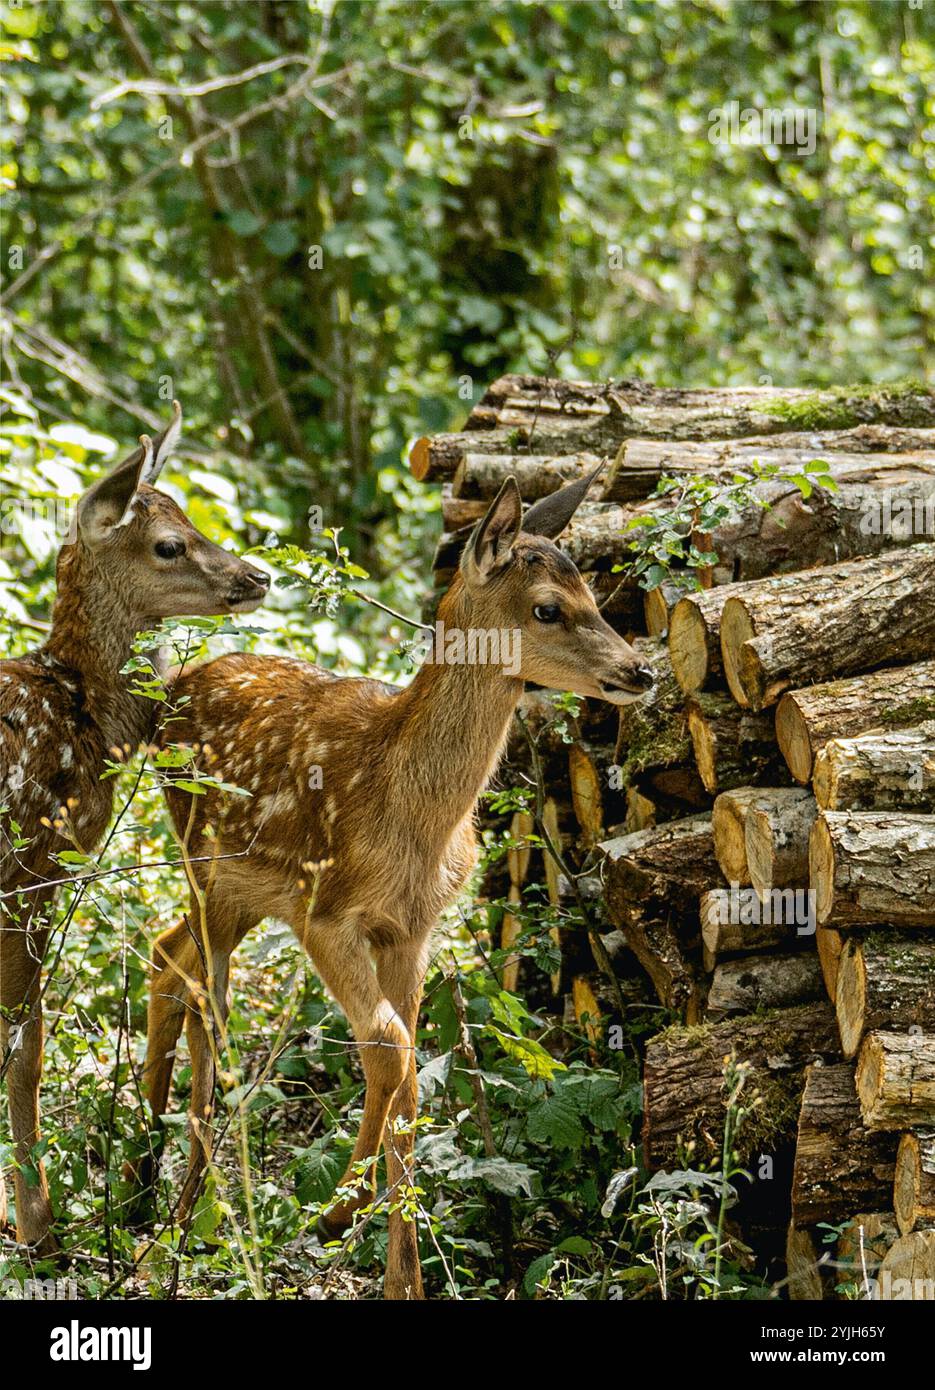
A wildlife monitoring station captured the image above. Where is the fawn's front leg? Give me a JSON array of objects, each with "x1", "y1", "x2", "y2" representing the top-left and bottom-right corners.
[{"x1": 0, "y1": 908, "x2": 56, "y2": 1251}]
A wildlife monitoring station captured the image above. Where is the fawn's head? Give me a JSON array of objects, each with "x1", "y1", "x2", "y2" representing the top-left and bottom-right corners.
[
  {"x1": 457, "y1": 467, "x2": 655, "y2": 705},
  {"x1": 67, "y1": 402, "x2": 270, "y2": 617}
]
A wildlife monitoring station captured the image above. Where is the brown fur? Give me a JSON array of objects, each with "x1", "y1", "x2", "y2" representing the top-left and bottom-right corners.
[
  {"x1": 0, "y1": 414, "x2": 268, "y2": 1249},
  {"x1": 143, "y1": 478, "x2": 654, "y2": 1299}
]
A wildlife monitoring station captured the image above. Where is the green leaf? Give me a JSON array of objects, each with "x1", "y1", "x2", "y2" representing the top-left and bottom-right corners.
[
  {"x1": 262, "y1": 221, "x2": 300, "y2": 256},
  {"x1": 227, "y1": 210, "x2": 262, "y2": 237},
  {"x1": 527, "y1": 1090, "x2": 585, "y2": 1149}
]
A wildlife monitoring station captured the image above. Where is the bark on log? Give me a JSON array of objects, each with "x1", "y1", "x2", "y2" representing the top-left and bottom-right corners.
[
  {"x1": 668, "y1": 588, "x2": 729, "y2": 694},
  {"x1": 894, "y1": 1131, "x2": 935, "y2": 1235},
  {"x1": 614, "y1": 639, "x2": 692, "y2": 785},
  {"x1": 813, "y1": 722, "x2": 935, "y2": 814},
  {"x1": 744, "y1": 788, "x2": 817, "y2": 900},
  {"x1": 707, "y1": 952, "x2": 824, "y2": 1019},
  {"x1": 698, "y1": 465, "x2": 935, "y2": 583},
  {"x1": 641, "y1": 1001, "x2": 839, "y2": 1169},
  {"x1": 600, "y1": 816, "x2": 720, "y2": 1010},
  {"x1": 791, "y1": 1064, "x2": 896, "y2": 1226},
  {"x1": 720, "y1": 544, "x2": 935, "y2": 711},
  {"x1": 700, "y1": 889, "x2": 787, "y2": 968},
  {"x1": 685, "y1": 691, "x2": 782, "y2": 794},
  {"x1": 810, "y1": 810, "x2": 935, "y2": 929},
  {"x1": 712, "y1": 787, "x2": 764, "y2": 885},
  {"x1": 856, "y1": 1031, "x2": 935, "y2": 1130},
  {"x1": 776, "y1": 660, "x2": 935, "y2": 785},
  {"x1": 607, "y1": 431, "x2": 935, "y2": 503},
  {"x1": 876, "y1": 1230, "x2": 935, "y2": 1298},
  {"x1": 836, "y1": 933, "x2": 935, "y2": 1060}
]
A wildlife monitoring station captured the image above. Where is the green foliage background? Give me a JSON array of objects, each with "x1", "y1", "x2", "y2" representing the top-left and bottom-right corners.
[{"x1": 0, "y1": 0, "x2": 932, "y2": 1300}]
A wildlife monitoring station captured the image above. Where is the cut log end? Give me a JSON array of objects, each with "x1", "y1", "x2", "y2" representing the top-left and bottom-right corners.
[
  {"x1": 835, "y1": 938, "x2": 868, "y2": 1061},
  {"x1": 409, "y1": 435, "x2": 431, "y2": 481},
  {"x1": 669, "y1": 597, "x2": 713, "y2": 695},
  {"x1": 808, "y1": 815, "x2": 835, "y2": 925},
  {"x1": 894, "y1": 1131, "x2": 935, "y2": 1236},
  {"x1": 686, "y1": 702, "x2": 718, "y2": 793},
  {"x1": 720, "y1": 597, "x2": 757, "y2": 707},
  {"x1": 776, "y1": 692, "x2": 814, "y2": 785}
]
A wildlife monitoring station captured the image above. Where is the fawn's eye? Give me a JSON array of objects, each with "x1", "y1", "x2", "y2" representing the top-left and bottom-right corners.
[
  {"x1": 533, "y1": 603, "x2": 562, "y2": 624},
  {"x1": 154, "y1": 539, "x2": 186, "y2": 560}
]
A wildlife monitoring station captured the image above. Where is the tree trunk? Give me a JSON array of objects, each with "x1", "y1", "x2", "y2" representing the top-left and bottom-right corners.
[
  {"x1": 791, "y1": 1064, "x2": 896, "y2": 1226},
  {"x1": 744, "y1": 789, "x2": 817, "y2": 900},
  {"x1": 712, "y1": 786, "x2": 765, "y2": 885},
  {"x1": 776, "y1": 660, "x2": 935, "y2": 785},
  {"x1": 856, "y1": 1031, "x2": 935, "y2": 1130},
  {"x1": 685, "y1": 691, "x2": 782, "y2": 794},
  {"x1": 641, "y1": 1001, "x2": 839, "y2": 1169},
  {"x1": 669, "y1": 588, "x2": 729, "y2": 694},
  {"x1": 810, "y1": 810, "x2": 935, "y2": 928},
  {"x1": 836, "y1": 933, "x2": 935, "y2": 1061},
  {"x1": 707, "y1": 952, "x2": 824, "y2": 1019},
  {"x1": 813, "y1": 722, "x2": 935, "y2": 813},
  {"x1": 720, "y1": 544, "x2": 935, "y2": 711},
  {"x1": 894, "y1": 1131, "x2": 935, "y2": 1235}
]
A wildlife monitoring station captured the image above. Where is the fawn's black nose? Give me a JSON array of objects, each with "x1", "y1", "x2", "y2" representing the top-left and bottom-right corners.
[
  {"x1": 633, "y1": 663, "x2": 655, "y2": 691},
  {"x1": 243, "y1": 567, "x2": 270, "y2": 591}
]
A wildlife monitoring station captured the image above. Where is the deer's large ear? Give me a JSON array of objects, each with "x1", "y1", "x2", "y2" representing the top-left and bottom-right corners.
[
  {"x1": 521, "y1": 459, "x2": 605, "y2": 539},
  {"x1": 147, "y1": 399, "x2": 182, "y2": 483},
  {"x1": 76, "y1": 435, "x2": 154, "y2": 545},
  {"x1": 461, "y1": 477, "x2": 523, "y2": 584}
]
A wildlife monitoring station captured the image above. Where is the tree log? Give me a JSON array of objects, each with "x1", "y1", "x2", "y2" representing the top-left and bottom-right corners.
[
  {"x1": 836, "y1": 1213, "x2": 899, "y2": 1289},
  {"x1": 776, "y1": 660, "x2": 935, "y2": 785},
  {"x1": 700, "y1": 889, "x2": 787, "y2": 968},
  {"x1": 720, "y1": 544, "x2": 935, "y2": 711},
  {"x1": 894, "y1": 1131, "x2": 935, "y2": 1235},
  {"x1": 685, "y1": 691, "x2": 782, "y2": 794},
  {"x1": 707, "y1": 952, "x2": 824, "y2": 1019},
  {"x1": 452, "y1": 450, "x2": 603, "y2": 500},
  {"x1": 836, "y1": 933, "x2": 935, "y2": 1061},
  {"x1": 791, "y1": 1064, "x2": 896, "y2": 1226},
  {"x1": 698, "y1": 465, "x2": 935, "y2": 583},
  {"x1": 668, "y1": 588, "x2": 730, "y2": 694},
  {"x1": 441, "y1": 488, "x2": 487, "y2": 531},
  {"x1": 641, "y1": 1001, "x2": 839, "y2": 1169},
  {"x1": 810, "y1": 810, "x2": 935, "y2": 928},
  {"x1": 744, "y1": 788, "x2": 817, "y2": 900},
  {"x1": 712, "y1": 787, "x2": 764, "y2": 885},
  {"x1": 600, "y1": 816, "x2": 720, "y2": 1011},
  {"x1": 813, "y1": 722, "x2": 935, "y2": 813},
  {"x1": 568, "y1": 742, "x2": 604, "y2": 845},
  {"x1": 876, "y1": 1230, "x2": 935, "y2": 1298},
  {"x1": 607, "y1": 430, "x2": 935, "y2": 502},
  {"x1": 412, "y1": 386, "x2": 935, "y2": 482},
  {"x1": 856, "y1": 1031, "x2": 935, "y2": 1130},
  {"x1": 643, "y1": 579, "x2": 685, "y2": 638},
  {"x1": 615, "y1": 639, "x2": 692, "y2": 785},
  {"x1": 785, "y1": 1222, "x2": 829, "y2": 1300}
]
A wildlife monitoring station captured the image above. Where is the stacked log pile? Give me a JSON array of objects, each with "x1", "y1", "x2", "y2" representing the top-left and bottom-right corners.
[{"x1": 412, "y1": 375, "x2": 935, "y2": 1296}]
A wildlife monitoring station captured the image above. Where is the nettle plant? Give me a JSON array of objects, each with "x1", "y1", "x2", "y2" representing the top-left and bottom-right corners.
[{"x1": 619, "y1": 458, "x2": 836, "y2": 594}]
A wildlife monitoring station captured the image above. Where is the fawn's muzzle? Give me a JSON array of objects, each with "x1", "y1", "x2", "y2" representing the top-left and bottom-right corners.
[{"x1": 228, "y1": 566, "x2": 270, "y2": 610}]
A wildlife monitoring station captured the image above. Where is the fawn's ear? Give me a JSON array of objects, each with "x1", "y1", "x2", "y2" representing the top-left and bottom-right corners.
[
  {"x1": 77, "y1": 435, "x2": 154, "y2": 544},
  {"x1": 521, "y1": 459, "x2": 605, "y2": 539},
  {"x1": 461, "y1": 476, "x2": 523, "y2": 584}
]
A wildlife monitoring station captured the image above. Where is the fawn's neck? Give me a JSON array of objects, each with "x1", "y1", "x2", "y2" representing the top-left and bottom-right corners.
[
  {"x1": 392, "y1": 579, "x2": 523, "y2": 836},
  {"x1": 42, "y1": 544, "x2": 166, "y2": 751}
]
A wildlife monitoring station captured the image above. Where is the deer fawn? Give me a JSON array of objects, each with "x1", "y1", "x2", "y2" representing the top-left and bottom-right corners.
[
  {"x1": 142, "y1": 467, "x2": 654, "y2": 1299},
  {"x1": 0, "y1": 403, "x2": 270, "y2": 1251}
]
